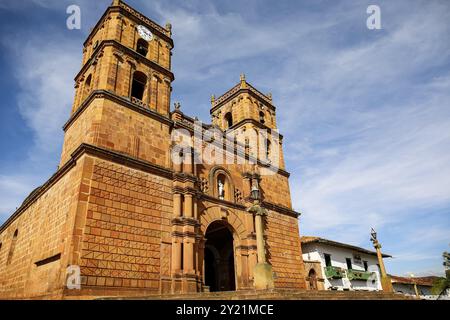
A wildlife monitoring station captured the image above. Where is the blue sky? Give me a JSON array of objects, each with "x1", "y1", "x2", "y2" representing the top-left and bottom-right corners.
[{"x1": 0, "y1": 0, "x2": 449, "y2": 277}]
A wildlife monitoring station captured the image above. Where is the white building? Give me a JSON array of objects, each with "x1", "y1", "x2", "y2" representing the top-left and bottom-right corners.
[
  {"x1": 391, "y1": 275, "x2": 450, "y2": 300},
  {"x1": 301, "y1": 236, "x2": 390, "y2": 291}
]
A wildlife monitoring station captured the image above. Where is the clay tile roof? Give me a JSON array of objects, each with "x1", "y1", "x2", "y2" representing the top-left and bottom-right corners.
[
  {"x1": 300, "y1": 235, "x2": 392, "y2": 258},
  {"x1": 389, "y1": 275, "x2": 440, "y2": 287}
]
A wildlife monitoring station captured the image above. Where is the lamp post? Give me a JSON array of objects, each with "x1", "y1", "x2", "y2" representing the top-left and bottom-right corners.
[
  {"x1": 247, "y1": 179, "x2": 274, "y2": 290},
  {"x1": 370, "y1": 228, "x2": 393, "y2": 292}
]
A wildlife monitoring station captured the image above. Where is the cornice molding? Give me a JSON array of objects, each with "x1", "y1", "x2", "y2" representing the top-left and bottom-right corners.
[
  {"x1": 199, "y1": 193, "x2": 247, "y2": 211},
  {"x1": 63, "y1": 90, "x2": 173, "y2": 131},
  {"x1": 226, "y1": 118, "x2": 284, "y2": 140},
  {"x1": 83, "y1": 3, "x2": 173, "y2": 49},
  {"x1": 76, "y1": 40, "x2": 174, "y2": 83},
  {"x1": 210, "y1": 85, "x2": 276, "y2": 114},
  {"x1": 261, "y1": 201, "x2": 301, "y2": 218},
  {"x1": 71, "y1": 143, "x2": 174, "y2": 179}
]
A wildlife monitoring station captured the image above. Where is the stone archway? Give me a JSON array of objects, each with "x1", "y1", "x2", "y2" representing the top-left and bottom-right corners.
[
  {"x1": 308, "y1": 268, "x2": 318, "y2": 290},
  {"x1": 204, "y1": 220, "x2": 236, "y2": 292}
]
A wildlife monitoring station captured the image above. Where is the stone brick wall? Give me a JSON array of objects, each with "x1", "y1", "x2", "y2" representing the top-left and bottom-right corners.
[
  {"x1": 60, "y1": 101, "x2": 103, "y2": 166},
  {"x1": 265, "y1": 211, "x2": 306, "y2": 289},
  {"x1": 260, "y1": 173, "x2": 292, "y2": 208},
  {"x1": 61, "y1": 98, "x2": 171, "y2": 169},
  {"x1": 99, "y1": 99, "x2": 171, "y2": 165},
  {"x1": 0, "y1": 159, "x2": 85, "y2": 299},
  {"x1": 78, "y1": 158, "x2": 172, "y2": 293}
]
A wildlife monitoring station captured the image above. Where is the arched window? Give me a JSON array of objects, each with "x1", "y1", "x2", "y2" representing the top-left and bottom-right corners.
[
  {"x1": 136, "y1": 38, "x2": 148, "y2": 56},
  {"x1": 83, "y1": 74, "x2": 92, "y2": 100},
  {"x1": 224, "y1": 112, "x2": 233, "y2": 129},
  {"x1": 259, "y1": 111, "x2": 265, "y2": 124},
  {"x1": 131, "y1": 71, "x2": 147, "y2": 101},
  {"x1": 7, "y1": 229, "x2": 18, "y2": 265},
  {"x1": 210, "y1": 168, "x2": 234, "y2": 202},
  {"x1": 266, "y1": 139, "x2": 271, "y2": 159}
]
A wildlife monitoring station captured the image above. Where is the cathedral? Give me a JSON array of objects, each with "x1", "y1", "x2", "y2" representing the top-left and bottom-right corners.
[{"x1": 0, "y1": 0, "x2": 306, "y2": 299}]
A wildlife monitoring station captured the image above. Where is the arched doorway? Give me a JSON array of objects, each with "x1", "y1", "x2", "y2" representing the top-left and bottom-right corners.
[
  {"x1": 204, "y1": 221, "x2": 236, "y2": 292},
  {"x1": 308, "y1": 269, "x2": 318, "y2": 290}
]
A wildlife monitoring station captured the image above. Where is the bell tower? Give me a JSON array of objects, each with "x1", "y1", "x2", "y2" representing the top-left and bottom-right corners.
[
  {"x1": 210, "y1": 74, "x2": 277, "y2": 131},
  {"x1": 60, "y1": 0, "x2": 174, "y2": 168},
  {"x1": 210, "y1": 74, "x2": 286, "y2": 171}
]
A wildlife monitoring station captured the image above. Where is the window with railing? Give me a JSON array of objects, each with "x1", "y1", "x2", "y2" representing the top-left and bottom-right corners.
[
  {"x1": 347, "y1": 269, "x2": 375, "y2": 281},
  {"x1": 325, "y1": 266, "x2": 345, "y2": 279}
]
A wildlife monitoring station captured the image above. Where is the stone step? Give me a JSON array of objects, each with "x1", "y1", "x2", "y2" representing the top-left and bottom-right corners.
[{"x1": 100, "y1": 289, "x2": 414, "y2": 300}]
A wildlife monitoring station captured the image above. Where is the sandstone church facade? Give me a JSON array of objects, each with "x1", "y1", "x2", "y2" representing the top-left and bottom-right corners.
[{"x1": 0, "y1": 0, "x2": 306, "y2": 299}]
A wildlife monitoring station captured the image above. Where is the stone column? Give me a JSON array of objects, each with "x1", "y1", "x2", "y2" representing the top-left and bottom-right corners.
[
  {"x1": 163, "y1": 78, "x2": 171, "y2": 115},
  {"x1": 184, "y1": 194, "x2": 193, "y2": 218},
  {"x1": 183, "y1": 150, "x2": 193, "y2": 175},
  {"x1": 249, "y1": 202, "x2": 274, "y2": 290},
  {"x1": 197, "y1": 239, "x2": 205, "y2": 279},
  {"x1": 173, "y1": 193, "x2": 182, "y2": 218},
  {"x1": 146, "y1": 71, "x2": 153, "y2": 108},
  {"x1": 254, "y1": 213, "x2": 266, "y2": 264},
  {"x1": 151, "y1": 76, "x2": 159, "y2": 112},
  {"x1": 112, "y1": 52, "x2": 122, "y2": 94},
  {"x1": 184, "y1": 241, "x2": 194, "y2": 273},
  {"x1": 171, "y1": 241, "x2": 182, "y2": 274},
  {"x1": 127, "y1": 60, "x2": 136, "y2": 98},
  {"x1": 193, "y1": 194, "x2": 198, "y2": 220},
  {"x1": 156, "y1": 39, "x2": 161, "y2": 64}
]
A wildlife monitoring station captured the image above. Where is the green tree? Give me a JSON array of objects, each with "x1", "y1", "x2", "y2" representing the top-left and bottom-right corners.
[
  {"x1": 432, "y1": 251, "x2": 450, "y2": 296},
  {"x1": 431, "y1": 277, "x2": 449, "y2": 296}
]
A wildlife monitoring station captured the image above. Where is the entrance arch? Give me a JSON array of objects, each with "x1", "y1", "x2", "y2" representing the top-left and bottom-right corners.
[
  {"x1": 308, "y1": 268, "x2": 318, "y2": 290},
  {"x1": 204, "y1": 220, "x2": 236, "y2": 292}
]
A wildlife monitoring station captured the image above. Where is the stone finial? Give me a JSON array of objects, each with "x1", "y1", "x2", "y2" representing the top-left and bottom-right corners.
[
  {"x1": 267, "y1": 92, "x2": 272, "y2": 100},
  {"x1": 240, "y1": 73, "x2": 247, "y2": 89},
  {"x1": 165, "y1": 22, "x2": 172, "y2": 35},
  {"x1": 174, "y1": 102, "x2": 181, "y2": 111},
  {"x1": 211, "y1": 94, "x2": 215, "y2": 105},
  {"x1": 112, "y1": 0, "x2": 120, "y2": 6}
]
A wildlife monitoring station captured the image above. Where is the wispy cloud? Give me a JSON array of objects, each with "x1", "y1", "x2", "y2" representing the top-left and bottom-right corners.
[{"x1": 0, "y1": 23, "x2": 82, "y2": 220}]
